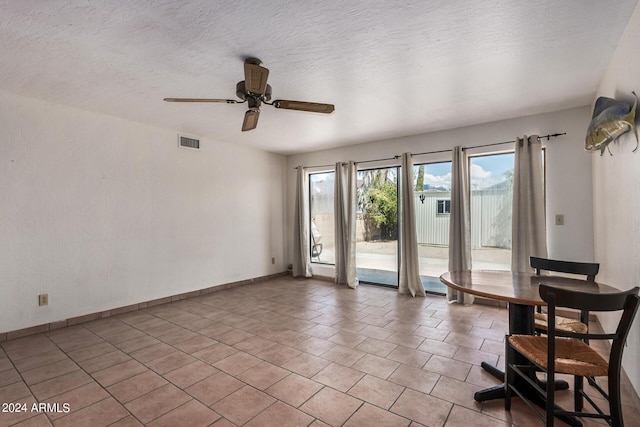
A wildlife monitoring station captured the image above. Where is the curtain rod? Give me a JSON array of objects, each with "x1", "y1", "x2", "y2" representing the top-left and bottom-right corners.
[{"x1": 295, "y1": 132, "x2": 566, "y2": 170}]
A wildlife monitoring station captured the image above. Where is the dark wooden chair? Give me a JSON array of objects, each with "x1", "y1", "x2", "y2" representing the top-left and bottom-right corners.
[
  {"x1": 505, "y1": 284, "x2": 640, "y2": 426},
  {"x1": 531, "y1": 256, "x2": 600, "y2": 336}
]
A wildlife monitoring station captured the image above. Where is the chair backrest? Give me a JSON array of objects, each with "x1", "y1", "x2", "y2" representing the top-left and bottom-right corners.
[
  {"x1": 539, "y1": 284, "x2": 639, "y2": 313},
  {"x1": 530, "y1": 256, "x2": 600, "y2": 281},
  {"x1": 539, "y1": 284, "x2": 640, "y2": 373}
]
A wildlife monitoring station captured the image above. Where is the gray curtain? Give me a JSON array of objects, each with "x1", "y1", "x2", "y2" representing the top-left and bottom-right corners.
[
  {"x1": 448, "y1": 146, "x2": 473, "y2": 303},
  {"x1": 399, "y1": 153, "x2": 426, "y2": 297},
  {"x1": 511, "y1": 135, "x2": 547, "y2": 272},
  {"x1": 292, "y1": 166, "x2": 312, "y2": 277},
  {"x1": 334, "y1": 161, "x2": 358, "y2": 288}
]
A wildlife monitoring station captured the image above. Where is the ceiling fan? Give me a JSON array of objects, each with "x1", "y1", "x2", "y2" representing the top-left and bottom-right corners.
[{"x1": 164, "y1": 58, "x2": 335, "y2": 131}]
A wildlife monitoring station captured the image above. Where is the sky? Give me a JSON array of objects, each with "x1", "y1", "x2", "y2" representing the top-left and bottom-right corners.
[
  {"x1": 310, "y1": 152, "x2": 515, "y2": 193},
  {"x1": 419, "y1": 152, "x2": 514, "y2": 190}
]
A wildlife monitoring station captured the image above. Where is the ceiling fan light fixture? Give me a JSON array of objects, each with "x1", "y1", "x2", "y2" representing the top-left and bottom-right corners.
[{"x1": 242, "y1": 108, "x2": 260, "y2": 131}]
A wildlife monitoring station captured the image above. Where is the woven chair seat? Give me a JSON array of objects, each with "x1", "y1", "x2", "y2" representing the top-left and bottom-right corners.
[
  {"x1": 534, "y1": 312, "x2": 588, "y2": 334},
  {"x1": 508, "y1": 335, "x2": 608, "y2": 377},
  {"x1": 506, "y1": 282, "x2": 639, "y2": 426}
]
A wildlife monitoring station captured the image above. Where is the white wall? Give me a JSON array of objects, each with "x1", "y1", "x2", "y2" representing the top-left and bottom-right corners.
[
  {"x1": 592, "y1": 1, "x2": 640, "y2": 398},
  {"x1": 0, "y1": 91, "x2": 286, "y2": 333},
  {"x1": 286, "y1": 106, "x2": 595, "y2": 277}
]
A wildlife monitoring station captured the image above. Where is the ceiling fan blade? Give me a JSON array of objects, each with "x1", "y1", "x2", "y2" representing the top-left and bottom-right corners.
[
  {"x1": 273, "y1": 99, "x2": 335, "y2": 114},
  {"x1": 164, "y1": 98, "x2": 239, "y2": 103},
  {"x1": 242, "y1": 108, "x2": 260, "y2": 131},
  {"x1": 244, "y1": 60, "x2": 270, "y2": 95}
]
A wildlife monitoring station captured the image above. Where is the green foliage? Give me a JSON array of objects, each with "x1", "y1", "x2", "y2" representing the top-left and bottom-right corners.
[
  {"x1": 415, "y1": 164, "x2": 425, "y2": 191},
  {"x1": 361, "y1": 177, "x2": 398, "y2": 240},
  {"x1": 503, "y1": 169, "x2": 514, "y2": 188}
]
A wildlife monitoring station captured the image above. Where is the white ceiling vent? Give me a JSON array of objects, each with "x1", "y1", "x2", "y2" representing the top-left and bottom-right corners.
[{"x1": 178, "y1": 134, "x2": 200, "y2": 150}]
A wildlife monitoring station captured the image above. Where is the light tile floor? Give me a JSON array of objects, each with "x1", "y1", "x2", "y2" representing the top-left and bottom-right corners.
[{"x1": 1, "y1": 276, "x2": 639, "y2": 426}]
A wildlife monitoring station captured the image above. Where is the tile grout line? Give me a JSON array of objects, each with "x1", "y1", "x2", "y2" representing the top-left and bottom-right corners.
[{"x1": 51, "y1": 326, "x2": 143, "y2": 426}]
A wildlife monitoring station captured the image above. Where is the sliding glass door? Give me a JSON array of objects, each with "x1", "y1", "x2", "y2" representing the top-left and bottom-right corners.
[
  {"x1": 309, "y1": 151, "x2": 535, "y2": 284},
  {"x1": 355, "y1": 167, "x2": 399, "y2": 287}
]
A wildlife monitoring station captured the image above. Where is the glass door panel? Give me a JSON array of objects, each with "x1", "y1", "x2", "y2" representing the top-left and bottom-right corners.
[
  {"x1": 469, "y1": 153, "x2": 514, "y2": 271},
  {"x1": 356, "y1": 167, "x2": 398, "y2": 287},
  {"x1": 309, "y1": 172, "x2": 335, "y2": 265},
  {"x1": 413, "y1": 162, "x2": 451, "y2": 294}
]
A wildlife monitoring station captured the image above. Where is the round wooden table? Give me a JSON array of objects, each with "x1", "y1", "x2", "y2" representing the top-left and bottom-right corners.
[
  {"x1": 440, "y1": 270, "x2": 619, "y2": 335},
  {"x1": 439, "y1": 270, "x2": 620, "y2": 413}
]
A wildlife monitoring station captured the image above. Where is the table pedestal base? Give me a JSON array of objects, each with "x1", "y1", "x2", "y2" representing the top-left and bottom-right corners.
[{"x1": 481, "y1": 361, "x2": 504, "y2": 382}]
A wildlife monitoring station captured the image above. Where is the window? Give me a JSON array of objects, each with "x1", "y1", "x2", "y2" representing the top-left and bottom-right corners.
[
  {"x1": 436, "y1": 199, "x2": 451, "y2": 215},
  {"x1": 469, "y1": 152, "x2": 514, "y2": 271},
  {"x1": 309, "y1": 172, "x2": 335, "y2": 265}
]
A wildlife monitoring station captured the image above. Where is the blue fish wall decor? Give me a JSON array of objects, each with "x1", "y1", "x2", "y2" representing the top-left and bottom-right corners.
[{"x1": 585, "y1": 91, "x2": 638, "y2": 156}]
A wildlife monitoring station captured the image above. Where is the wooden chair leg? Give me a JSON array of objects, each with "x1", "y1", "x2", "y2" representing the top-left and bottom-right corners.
[
  {"x1": 504, "y1": 338, "x2": 511, "y2": 411},
  {"x1": 547, "y1": 364, "x2": 555, "y2": 427},
  {"x1": 610, "y1": 372, "x2": 624, "y2": 427}
]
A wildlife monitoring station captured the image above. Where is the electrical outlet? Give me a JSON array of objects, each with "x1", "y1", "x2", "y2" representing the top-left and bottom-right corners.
[
  {"x1": 38, "y1": 293, "x2": 49, "y2": 306},
  {"x1": 555, "y1": 214, "x2": 564, "y2": 226},
  {"x1": 271, "y1": 257, "x2": 275, "y2": 265}
]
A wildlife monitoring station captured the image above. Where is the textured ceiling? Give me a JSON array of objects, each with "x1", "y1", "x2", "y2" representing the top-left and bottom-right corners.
[{"x1": 1, "y1": 0, "x2": 638, "y2": 155}]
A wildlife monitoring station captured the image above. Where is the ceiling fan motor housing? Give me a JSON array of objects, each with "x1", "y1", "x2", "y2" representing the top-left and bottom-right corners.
[{"x1": 236, "y1": 81, "x2": 272, "y2": 102}]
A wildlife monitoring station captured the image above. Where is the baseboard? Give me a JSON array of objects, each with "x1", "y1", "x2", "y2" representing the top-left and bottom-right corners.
[
  {"x1": 0, "y1": 271, "x2": 288, "y2": 342},
  {"x1": 311, "y1": 274, "x2": 335, "y2": 283}
]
